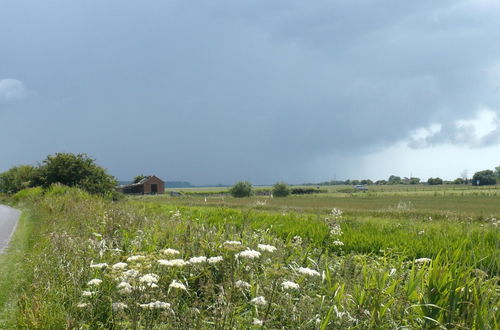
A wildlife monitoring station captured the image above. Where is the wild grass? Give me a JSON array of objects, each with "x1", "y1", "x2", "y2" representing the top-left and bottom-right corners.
[{"x1": 1, "y1": 186, "x2": 497, "y2": 328}]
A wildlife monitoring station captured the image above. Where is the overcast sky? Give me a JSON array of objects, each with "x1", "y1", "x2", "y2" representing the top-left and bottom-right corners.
[{"x1": 1, "y1": 1, "x2": 499, "y2": 184}]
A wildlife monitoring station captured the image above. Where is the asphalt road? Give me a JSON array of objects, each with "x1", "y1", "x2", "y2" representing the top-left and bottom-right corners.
[{"x1": 0, "y1": 205, "x2": 20, "y2": 254}]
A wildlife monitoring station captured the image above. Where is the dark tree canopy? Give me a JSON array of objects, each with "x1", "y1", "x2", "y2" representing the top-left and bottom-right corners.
[
  {"x1": 38, "y1": 153, "x2": 117, "y2": 195},
  {"x1": 0, "y1": 165, "x2": 39, "y2": 194},
  {"x1": 427, "y1": 177, "x2": 443, "y2": 185},
  {"x1": 133, "y1": 175, "x2": 146, "y2": 183},
  {"x1": 472, "y1": 170, "x2": 497, "y2": 186},
  {"x1": 272, "y1": 182, "x2": 290, "y2": 197}
]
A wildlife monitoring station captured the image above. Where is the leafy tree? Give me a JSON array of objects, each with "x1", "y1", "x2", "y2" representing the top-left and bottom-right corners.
[
  {"x1": 472, "y1": 170, "x2": 497, "y2": 186},
  {"x1": 360, "y1": 179, "x2": 373, "y2": 185},
  {"x1": 427, "y1": 177, "x2": 443, "y2": 185},
  {"x1": 133, "y1": 174, "x2": 146, "y2": 183},
  {"x1": 272, "y1": 182, "x2": 290, "y2": 197},
  {"x1": 229, "y1": 181, "x2": 253, "y2": 198},
  {"x1": 453, "y1": 178, "x2": 465, "y2": 184},
  {"x1": 388, "y1": 175, "x2": 402, "y2": 184},
  {"x1": 409, "y1": 177, "x2": 421, "y2": 185},
  {"x1": 375, "y1": 180, "x2": 387, "y2": 185},
  {"x1": 0, "y1": 165, "x2": 39, "y2": 193},
  {"x1": 38, "y1": 153, "x2": 117, "y2": 195}
]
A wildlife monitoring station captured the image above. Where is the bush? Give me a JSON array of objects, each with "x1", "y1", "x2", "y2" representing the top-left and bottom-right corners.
[
  {"x1": 472, "y1": 170, "x2": 497, "y2": 186},
  {"x1": 272, "y1": 182, "x2": 290, "y2": 197},
  {"x1": 0, "y1": 165, "x2": 39, "y2": 194},
  {"x1": 427, "y1": 177, "x2": 443, "y2": 185},
  {"x1": 38, "y1": 153, "x2": 117, "y2": 195},
  {"x1": 229, "y1": 181, "x2": 253, "y2": 197}
]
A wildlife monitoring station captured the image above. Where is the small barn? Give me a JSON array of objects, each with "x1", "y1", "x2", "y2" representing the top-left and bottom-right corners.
[{"x1": 121, "y1": 175, "x2": 165, "y2": 195}]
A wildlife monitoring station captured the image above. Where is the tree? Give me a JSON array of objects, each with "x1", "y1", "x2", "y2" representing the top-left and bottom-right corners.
[
  {"x1": 472, "y1": 170, "x2": 497, "y2": 186},
  {"x1": 427, "y1": 177, "x2": 443, "y2": 185},
  {"x1": 133, "y1": 174, "x2": 146, "y2": 183},
  {"x1": 409, "y1": 177, "x2": 421, "y2": 185},
  {"x1": 495, "y1": 166, "x2": 500, "y2": 178},
  {"x1": 229, "y1": 181, "x2": 253, "y2": 198},
  {"x1": 0, "y1": 165, "x2": 39, "y2": 193},
  {"x1": 38, "y1": 153, "x2": 117, "y2": 195},
  {"x1": 388, "y1": 175, "x2": 402, "y2": 184},
  {"x1": 272, "y1": 182, "x2": 290, "y2": 197}
]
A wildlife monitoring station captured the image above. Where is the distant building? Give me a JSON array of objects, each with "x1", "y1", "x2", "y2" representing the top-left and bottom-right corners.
[{"x1": 119, "y1": 175, "x2": 165, "y2": 194}]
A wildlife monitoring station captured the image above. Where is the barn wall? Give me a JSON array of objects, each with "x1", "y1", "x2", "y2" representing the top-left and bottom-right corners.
[{"x1": 143, "y1": 176, "x2": 165, "y2": 194}]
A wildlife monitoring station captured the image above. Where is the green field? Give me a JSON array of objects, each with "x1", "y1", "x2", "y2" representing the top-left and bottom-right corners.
[{"x1": 0, "y1": 185, "x2": 498, "y2": 328}]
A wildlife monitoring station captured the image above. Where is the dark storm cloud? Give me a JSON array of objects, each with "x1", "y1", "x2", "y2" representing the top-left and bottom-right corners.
[{"x1": 1, "y1": 0, "x2": 499, "y2": 183}]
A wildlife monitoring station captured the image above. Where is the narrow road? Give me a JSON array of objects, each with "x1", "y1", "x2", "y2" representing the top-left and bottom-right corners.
[{"x1": 0, "y1": 205, "x2": 20, "y2": 254}]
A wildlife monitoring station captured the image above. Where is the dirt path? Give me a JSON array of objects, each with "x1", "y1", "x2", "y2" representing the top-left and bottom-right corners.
[{"x1": 0, "y1": 205, "x2": 20, "y2": 254}]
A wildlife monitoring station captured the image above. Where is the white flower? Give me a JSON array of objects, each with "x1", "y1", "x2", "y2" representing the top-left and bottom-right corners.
[
  {"x1": 127, "y1": 255, "x2": 146, "y2": 262},
  {"x1": 297, "y1": 267, "x2": 321, "y2": 277},
  {"x1": 82, "y1": 290, "x2": 95, "y2": 297},
  {"x1": 250, "y1": 296, "x2": 267, "y2": 306},
  {"x1": 158, "y1": 259, "x2": 187, "y2": 267},
  {"x1": 161, "y1": 248, "x2": 180, "y2": 256},
  {"x1": 169, "y1": 280, "x2": 187, "y2": 291},
  {"x1": 257, "y1": 244, "x2": 277, "y2": 253},
  {"x1": 117, "y1": 282, "x2": 132, "y2": 294},
  {"x1": 112, "y1": 302, "x2": 128, "y2": 311},
  {"x1": 332, "y1": 240, "x2": 344, "y2": 246},
  {"x1": 112, "y1": 262, "x2": 128, "y2": 270},
  {"x1": 389, "y1": 268, "x2": 396, "y2": 276},
  {"x1": 235, "y1": 280, "x2": 251, "y2": 289},
  {"x1": 87, "y1": 279, "x2": 102, "y2": 286},
  {"x1": 418, "y1": 230, "x2": 425, "y2": 235},
  {"x1": 139, "y1": 301, "x2": 171, "y2": 310},
  {"x1": 121, "y1": 269, "x2": 139, "y2": 280},
  {"x1": 223, "y1": 240, "x2": 242, "y2": 246},
  {"x1": 139, "y1": 273, "x2": 159, "y2": 284},
  {"x1": 188, "y1": 256, "x2": 207, "y2": 264},
  {"x1": 253, "y1": 319, "x2": 263, "y2": 325},
  {"x1": 281, "y1": 281, "x2": 300, "y2": 290},
  {"x1": 90, "y1": 262, "x2": 108, "y2": 269},
  {"x1": 92, "y1": 232, "x2": 102, "y2": 238},
  {"x1": 77, "y1": 303, "x2": 89, "y2": 308},
  {"x1": 235, "y1": 249, "x2": 261, "y2": 260},
  {"x1": 415, "y1": 258, "x2": 432, "y2": 264},
  {"x1": 207, "y1": 256, "x2": 223, "y2": 264}
]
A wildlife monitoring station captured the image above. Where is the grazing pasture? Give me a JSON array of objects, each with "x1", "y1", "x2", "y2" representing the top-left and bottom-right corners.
[{"x1": 0, "y1": 184, "x2": 498, "y2": 328}]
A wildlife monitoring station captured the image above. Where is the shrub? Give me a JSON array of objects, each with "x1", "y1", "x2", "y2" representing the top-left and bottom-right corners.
[
  {"x1": 272, "y1": 182, "x2": 290, "y2": 197},
  {"x1": 0, "y1": 165, "x2": 39, "y2": 194},
  {"x1": 229, "y1": 181, "x2": 253, "y2": 197}
]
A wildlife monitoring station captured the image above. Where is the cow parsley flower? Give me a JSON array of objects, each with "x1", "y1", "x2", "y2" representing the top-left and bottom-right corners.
[
  {"x1": 297, "y1": 267, "x2": 321, "y2": 277},
  {"x1": 117, "y1": 282, "x2": 132, "y2": 294},
  {"x1": 139, "y1": 273, "x2": 159, "y2": 284},
  {"x1": 332, "y1": 240, "x2": 344, "y2": 246},
  {"x1": 253, "y1": 319, "x2": 263, "y2": 325},
  {"x1": 112, "y1": 262, "x2": 128, "y2": 270},
  {"x1": 82, "y1": 290, "x2": 95, "y2": 297},
  {"x1": 169, "y1": 280, "x2": 187, "y2": 291},
  {"x1": 90, "y1": 262, "x2": 108, "y2": 269},
  {"x1": 121, "y1": 269, "x2": 139, "y2": 281},
  {"x1": 207, "y1": 256, "x2": 223, "y2": 264},
  {"x1": 223, "y1": 240, "x2": 242, "y2": 246},
  {"x1": 188, "y1": 256, "x2": 207, "y2": 264},
  {"x1": 77, "y1": 303, "x2": 89, "y2": 308},
  {"x1": 250, "y1": 296, "x2": 267, "y2": 306},
  {"x1": 281, "y1": 281, "x2": 300, "y2": 290},
  {"x1": 235, "y1": 280, "x2": 251, "y2": 289},
  {"x1": 415, "y1": 258, "x2": 432, "y2": 264},
  {"x1": 235, "y1": 249, "x2": 261, "y2": 260},
  {"x1": 158, "y1": 259, "x2": 187, "y2": 267},
  {"x1": 161, "y1": 248, "x2": 180, "y2": 256},
  {"x1": 257, "y1": 244, "x2": 277, "y2": 253},
  {"x1": 127, "y1": 255, "x2": 146, "y2": 262},
  {"x1": 112, "y1": 302, "x2": 128, "y2": 311},
  {"x1": 139, "y1": 301, "x2": 171, "y2": 310},
  {"x1": 87, "y1": 279, "x2": 102, "y2": 286}
]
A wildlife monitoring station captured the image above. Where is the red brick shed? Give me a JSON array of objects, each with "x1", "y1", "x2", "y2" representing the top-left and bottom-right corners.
[{"x1": 121, "y1": 175, "x2": 165, "y2": 194}]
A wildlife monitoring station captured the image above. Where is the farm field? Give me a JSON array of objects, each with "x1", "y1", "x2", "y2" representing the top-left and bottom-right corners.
[{"x1": 0, "y1": 185, "x2": 498, "y2": 328}]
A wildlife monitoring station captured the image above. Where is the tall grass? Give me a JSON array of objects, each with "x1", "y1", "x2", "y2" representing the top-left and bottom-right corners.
[{"x1": 3, "y1": 187, "x2": 499, "y2": 328}]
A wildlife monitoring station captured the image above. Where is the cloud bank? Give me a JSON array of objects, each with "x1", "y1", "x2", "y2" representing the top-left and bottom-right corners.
[{"x1": 0, "y1": 79, "x2": 25, "y2": 102}]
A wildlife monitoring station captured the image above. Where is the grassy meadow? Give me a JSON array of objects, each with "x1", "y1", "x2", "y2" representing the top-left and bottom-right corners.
[{"x1": 0, "y1": 184, "x2": 498, "y2": 328}]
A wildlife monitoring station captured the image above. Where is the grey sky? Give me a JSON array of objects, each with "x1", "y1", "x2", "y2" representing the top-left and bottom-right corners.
[{"x1": 1, "y1": 1, "x2": 499, "y2": 184}]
